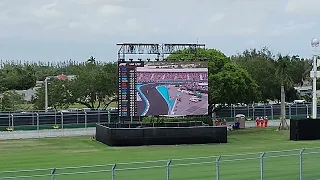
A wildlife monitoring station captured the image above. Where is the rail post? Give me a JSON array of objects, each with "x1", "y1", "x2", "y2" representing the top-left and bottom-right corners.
[
  {"x1": 271, "y1": 105, "x2": 274, "y2": 120},
  {"x1": 51, "y1": 168, "x2": 56, "y2": 180},
  {"x1": 111, "y1": 163, "x2": 117, "y2": 180},
  {"x1": 98, "y1": 109, "x2": 101, "y2": 123},
  {"x1": 108, "y1": 110, "x2": 111, "y2": 124},
  {"x1": 61, "y1": 112, "x2": 64, "y2": 129},
  {"x1": 54, "y1": 110, "x2": 57, "y2": 126},
  {"x1": 289, "y1": 105, "x2": 292, "y2": 119},
  {"x1": 260, "y1": 152, "x2": 265, "y2": 180},
  {"x1": 11, "y1": 114, "x2": 14, "y2": 130},
  {"x1": 216, "y1": 155, "x2": 221, "y2": 180},
  {"x1": 167, "y1": 159, "x2": 172, "y2": 180},
  {"x1": 252, "y1": 105, "x2": 255, "y2": 119},
  {"x1": 84, "y1": 112, "x2": 87, "y2": 128},
  {"x1": 36, "y1": 113, "x2": 39, "y2": 131},
  {"x1": 300, "y1": 148, "x2": 305, "y2": 180}
]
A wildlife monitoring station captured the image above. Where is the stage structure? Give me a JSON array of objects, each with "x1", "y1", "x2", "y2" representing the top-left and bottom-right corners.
[{"x1": 116, "y1": 43, "x2": 206, "y2": 120}]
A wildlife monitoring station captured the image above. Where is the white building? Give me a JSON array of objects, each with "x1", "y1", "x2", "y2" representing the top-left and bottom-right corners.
[{"x1": 294, "y1": 86, "x2": 320, "y2": 97}]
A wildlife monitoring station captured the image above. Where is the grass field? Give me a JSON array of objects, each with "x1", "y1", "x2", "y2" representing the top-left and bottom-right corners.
[{"x1": 1, "y1": 128, "x2": 320, "y2": 180}]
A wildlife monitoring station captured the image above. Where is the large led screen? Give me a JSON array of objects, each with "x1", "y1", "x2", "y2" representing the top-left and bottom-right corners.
[{"x1": 136, "y1": 61, "x2": 208, "y2": 116}]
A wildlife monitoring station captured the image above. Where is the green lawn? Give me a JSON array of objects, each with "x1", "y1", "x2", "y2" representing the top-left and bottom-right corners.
[{"x1": 0, "y1": 128, "x2": 320, "y2": 179}]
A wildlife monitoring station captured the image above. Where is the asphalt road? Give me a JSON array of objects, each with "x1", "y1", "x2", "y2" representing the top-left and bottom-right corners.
[{"x1": 139, "y1": 84, "x2": 169, "y2": 116}]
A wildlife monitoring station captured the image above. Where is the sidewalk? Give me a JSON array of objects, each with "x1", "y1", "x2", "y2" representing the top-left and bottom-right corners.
[{"x1": 0, "y1": 128, "x2": 95, "y2": 140}]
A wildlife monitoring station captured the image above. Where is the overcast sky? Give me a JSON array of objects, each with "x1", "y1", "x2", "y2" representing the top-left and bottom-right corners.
[{"x1": 0, "y1": 0, "x2": 319, "y2": 62}]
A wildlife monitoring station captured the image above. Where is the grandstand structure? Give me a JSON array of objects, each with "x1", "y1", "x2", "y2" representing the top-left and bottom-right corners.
[{"x1": 136, "y1": 68, "x2": 208, "y2": 83}]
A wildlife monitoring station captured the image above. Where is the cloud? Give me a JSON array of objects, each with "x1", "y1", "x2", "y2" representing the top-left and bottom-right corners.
[
  {"x1": 269, "y1": 21, "x2": 317, "y2": 36},
  {"x1": 0, "y1": 0, "x2": 318, "y2": 45},
  {"x1": 0, "y1": 0, "x2": 287, "y2": 41},
  {"x1": 285, "y1": 0, "x2": 320, "y2": 15},
  {"x1": 193, "y1": 1, "x2": 281, "y2": 36},
  {"x1": 0, "y1": 0, "x2": 139, "y2": 40}
]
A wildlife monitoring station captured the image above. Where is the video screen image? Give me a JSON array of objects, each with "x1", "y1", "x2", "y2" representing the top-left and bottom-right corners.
[{"x1": 136, "y1": 61, "x2": 208, "y2": 116}]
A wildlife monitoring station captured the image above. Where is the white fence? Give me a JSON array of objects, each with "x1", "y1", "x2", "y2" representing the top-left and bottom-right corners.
[{"x1": 0, "y1": 147, "x2": 319, "y2": 180}]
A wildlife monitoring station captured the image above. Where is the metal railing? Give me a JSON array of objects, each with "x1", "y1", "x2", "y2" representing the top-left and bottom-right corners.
[
  {"x1": 0, "y1": 147, "x2": 319, "y2": 180},
  {"x1": 0, "y1": 111, "x2": 131, "y2": 131},
  {"x1": 0, "y1": 104, "x2": 318, "y2": 131},
  {"x1": 216, "y1": 104, "x2": 320, "y2": 120}
]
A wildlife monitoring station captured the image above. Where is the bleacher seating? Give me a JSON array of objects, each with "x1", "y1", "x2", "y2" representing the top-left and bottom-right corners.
[{"x1": 137, "y1": 72, "x2": 208, "y2": 83}]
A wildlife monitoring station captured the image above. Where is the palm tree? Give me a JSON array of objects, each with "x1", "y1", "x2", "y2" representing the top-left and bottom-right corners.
[{"x1": 275, "y1": 55, "x2": 292, "y2": 130}]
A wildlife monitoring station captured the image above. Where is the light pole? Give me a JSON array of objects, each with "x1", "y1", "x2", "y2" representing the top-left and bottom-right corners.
[
  {"x1": 44, "y1": 77, "x2": 50, "y2": 112},
  {"x1": 311, "y1": 38, "x2": 319, "y2": 119},
  {"x1": 44, "y1": 74, "x2": 68, "y2": 112}
]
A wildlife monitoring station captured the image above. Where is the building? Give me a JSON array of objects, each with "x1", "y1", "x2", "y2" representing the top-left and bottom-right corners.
[{"x1": 294, "y1": 86, "x2": 320, "y2": 97}]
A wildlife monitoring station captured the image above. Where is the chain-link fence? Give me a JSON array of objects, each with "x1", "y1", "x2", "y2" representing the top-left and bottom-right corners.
[{"x1": 1, "y1": 147, "x2": 319, "y2": 180}]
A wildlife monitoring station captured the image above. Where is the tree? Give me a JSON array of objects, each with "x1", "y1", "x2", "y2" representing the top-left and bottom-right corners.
[
  {"x1": 33, "y1": 79, "x2": 71, "y2": 110},
  {"x1": 288, "y1": 55, "x2": 312, "y2": 86},
  {"x1": 232, "y1": 48, "x2": 279, "y2": 102},
  {"x1": 233, "y1": 48, "x2": 309, "y2": 103},
  {"x1": 209, "y1": 62, "x2": 260, "y2": 106},
  {"x1": 167, "y1": 48, "x2": 260, "y2": 112},
  {"x1": 67, "y1": 59, "x2": 117, "y2": 109},
  {"x1": 0, "y1": 91, "x2": 25, "y2": 111},
  {"x1": 0, "y1": 65, "x2": 36, "y2": 90},
  {"x1": 33, "y1": 57, "x2": 118, "y2": 109}
]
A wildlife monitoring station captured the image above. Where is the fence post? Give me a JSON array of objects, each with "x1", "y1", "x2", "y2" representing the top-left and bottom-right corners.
[
  {"x1": 216, "y1": 155, "x2": 221, "y2": 180},
  {"x1": 167, "y1": 159, "x2": 172, "y2": 180},
  {"x1": 108, "y1": 111, "x2": 111, "y2": 124},
  {"x1": 11, "y1": 114, "x2": 14, "y2": 130},
  {"x1": 111, "y1": 163, "x2": 117, "y2": 180},
  {"x1": 260, "y1": 152, "x2": 265, "y2": 180},
  {"x1": 51, "y1": 168, "x2": 56, "y2": 180},
  {"x1": 300, "y1": 148, "x2": 305, "y2": 180},
  {"x1": 84, "y1": 112, "x2": 87, "y2": 129},
  {"x1": 61, "y1": 112, "x2": 64, "y2": 129},
  {"x1": 306, "y1": 105, "x2": 309, "y2": 117},
  {"x1": 32, "y1": 112, "x2": 35, "y2": 125},
  {"x1": 289, "y1": 105, "x2": 292, "y2": 119},
  {"x1": 253, "y1": 106, "x2": 255, "y2": 119},
  {"x1": 98, "y1": 109, "x2": 101, "y2": 123},
  {"x1": 76, "y1": 110, "x2": 79, "y2": 124},
  {"x1": 36, "y1": 113, "x2": 39, "y2": 131},
  {"x1": 8, "y1": 114, "x2": 11, "y2": 128},
  {"x1": 271, "y1": 106, "x2": 274, "y2": 120},
  {"x1": 54, "y1": 110, "x2": 57, "y2": 126}
]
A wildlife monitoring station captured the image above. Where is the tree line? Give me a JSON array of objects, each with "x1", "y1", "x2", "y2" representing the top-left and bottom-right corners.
[{"x1": 0, "y1": 48, "x2": 314, "y2": 111}]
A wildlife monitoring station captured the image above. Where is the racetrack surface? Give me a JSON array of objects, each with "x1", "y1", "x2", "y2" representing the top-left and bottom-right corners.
[{"x1": 139, "y1": 84, "x2": 169, "y2": 116}]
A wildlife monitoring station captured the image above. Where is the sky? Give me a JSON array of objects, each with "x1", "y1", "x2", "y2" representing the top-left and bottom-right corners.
[{"x1": 0, "y1": 0, "x2": 320, "y2": 62}]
